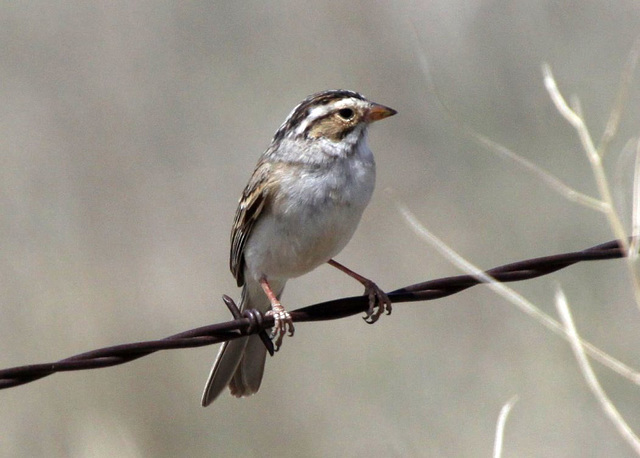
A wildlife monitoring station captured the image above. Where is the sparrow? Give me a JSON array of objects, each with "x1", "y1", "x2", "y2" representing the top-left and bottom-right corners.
[{"x1": 201, "y1": 90, "x2": 396, "y2": 406}]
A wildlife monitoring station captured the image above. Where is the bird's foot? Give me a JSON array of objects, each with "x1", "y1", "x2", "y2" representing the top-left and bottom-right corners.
[
  {"x1": 361, "y1": 280, "x2": 392, "y2": 324},
  {"x1": 266, "y1": 304, "x2": 295, "y2": 351}
]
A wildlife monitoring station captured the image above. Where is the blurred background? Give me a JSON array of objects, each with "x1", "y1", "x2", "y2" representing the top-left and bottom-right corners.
[{"x1": 1, "y1": 1, "x2": 640, "y2": 456}]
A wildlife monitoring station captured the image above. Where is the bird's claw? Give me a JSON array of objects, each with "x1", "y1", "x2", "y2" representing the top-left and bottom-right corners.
[
  {"x1": 362, "y1": 280, "x2": 392, "y2": 324},
  {"x1": 266, "y1": 306, "x2": 294, "y2": 351}
]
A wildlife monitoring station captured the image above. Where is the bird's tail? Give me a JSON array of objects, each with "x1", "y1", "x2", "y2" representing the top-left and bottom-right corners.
[{"x1": 201, "y1": 279, "x2": 285, "y2": 406}]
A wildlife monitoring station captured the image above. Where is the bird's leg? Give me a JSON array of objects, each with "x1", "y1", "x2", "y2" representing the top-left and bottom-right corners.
[
  {"x1": 259, "y1": 277, "x2": 294, "y2": 350},
  {"x1": 327, "y1": 259, "x2": 392, "y2": 324}
]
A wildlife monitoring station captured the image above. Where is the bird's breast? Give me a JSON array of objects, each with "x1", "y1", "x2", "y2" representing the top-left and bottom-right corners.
[{"x1": 243, "y1": 149, "x2": 375, "y2": 281}]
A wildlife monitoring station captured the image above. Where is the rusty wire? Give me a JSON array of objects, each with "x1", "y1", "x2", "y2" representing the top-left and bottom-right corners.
[{"x1": 0, "y1": 237, "x2": 626, "y2": 391}]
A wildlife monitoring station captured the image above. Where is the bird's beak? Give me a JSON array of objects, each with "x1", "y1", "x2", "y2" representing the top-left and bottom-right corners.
[{"x1": 367, "y1": 103, "x2": 397, "y2": 122}]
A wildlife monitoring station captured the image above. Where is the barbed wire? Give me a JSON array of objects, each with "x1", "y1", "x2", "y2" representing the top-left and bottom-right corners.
[{"x1": 0, "y1": 237, "x2": 626, "y2": 391}]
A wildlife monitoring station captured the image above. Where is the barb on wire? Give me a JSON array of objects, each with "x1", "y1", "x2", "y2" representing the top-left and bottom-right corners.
[{"x1": 0, "y1": 238, "x2": 627, "y2": 391}]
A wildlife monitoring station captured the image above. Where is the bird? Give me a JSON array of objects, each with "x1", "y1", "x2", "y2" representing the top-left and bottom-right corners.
[{"x1": 201, "y1": 89, "x2": 396, "y2": 406}]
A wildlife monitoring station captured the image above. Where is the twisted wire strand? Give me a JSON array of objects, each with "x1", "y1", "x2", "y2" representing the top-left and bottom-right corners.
[{"x1": 0, "y1": 238, "x2": 626, "y2": 390}]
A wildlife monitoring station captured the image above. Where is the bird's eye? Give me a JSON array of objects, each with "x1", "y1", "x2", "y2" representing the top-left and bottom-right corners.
[{"x1": 337, "y1": 108, "x2": 354, "y2": 120}]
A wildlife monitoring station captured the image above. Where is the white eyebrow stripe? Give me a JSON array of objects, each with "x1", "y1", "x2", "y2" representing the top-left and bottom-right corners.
[
  {"x1": 294, "y1": 105, "x2": 331, "y2": 136},
  {"x1": 331, "y1": 98, "x2": 361, "y2": 109}
]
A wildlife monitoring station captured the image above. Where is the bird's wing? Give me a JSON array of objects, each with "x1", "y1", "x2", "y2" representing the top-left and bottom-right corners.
[{"x1": 229, "y1": 160, "x2": 279, "y2": 286}]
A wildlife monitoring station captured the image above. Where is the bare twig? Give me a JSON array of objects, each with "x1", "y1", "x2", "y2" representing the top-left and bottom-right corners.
[
  {"x1": 543, "y1": 63, "x2": 640, "y2": 308},
  {"x1": 493, "y1": 395, "x2": 519, "y2": 458},
  {"x1": 554, "y1": 287, "x2": 640, "y2": 455},
  {"x1": 543, "y1": 64, "x2": 629, "y2": 251}
]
